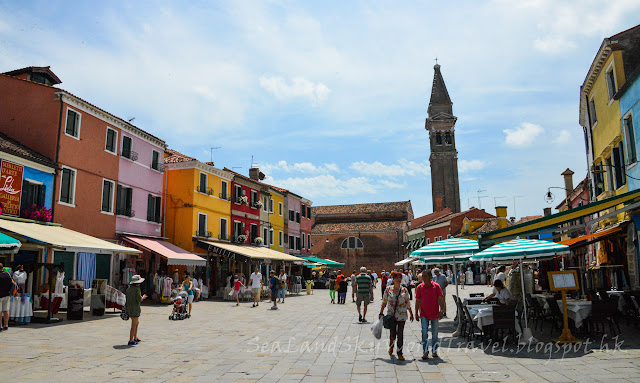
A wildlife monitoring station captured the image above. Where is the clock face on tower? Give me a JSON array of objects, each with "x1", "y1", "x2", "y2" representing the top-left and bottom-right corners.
[{"x1": 426, "y1": 64, "x2": 461, "y2": 213}]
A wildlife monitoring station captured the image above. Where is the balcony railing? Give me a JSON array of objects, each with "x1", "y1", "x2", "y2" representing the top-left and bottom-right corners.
[
  {"x1": 219, "y1": 193, "x2": 229, "y2": 201},
  {"x1": 195, "y1": 230, "x2": 212, "y2": 238},
  {"x1": 197, "y1": 186, "x2": 214, "y2": 195},
  {"x1": 151, "y1": 161, "x2": 165, "y2": 172},
  {"x1": 121, "y1": 149, "x2": 138, "y2": 161},
  {"x1": 116, "y1": 208, "x2": 135, "y2": 217}
]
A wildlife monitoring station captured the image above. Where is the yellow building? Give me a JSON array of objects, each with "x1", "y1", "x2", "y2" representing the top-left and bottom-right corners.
[
  {"x1": 266, "y1": 186, "x2": 286, "y2": 252},
  {"x1": 163, "y1": 149, "x2": 232, "y2": 255},
  {"x1": 580, "y1": 27, "x2": 640, "y2": 224}
]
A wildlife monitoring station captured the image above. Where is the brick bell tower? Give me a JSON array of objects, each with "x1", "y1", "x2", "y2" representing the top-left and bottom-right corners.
[{"x1": 426, "y1": 63, "x2": 461, "y2": 213}]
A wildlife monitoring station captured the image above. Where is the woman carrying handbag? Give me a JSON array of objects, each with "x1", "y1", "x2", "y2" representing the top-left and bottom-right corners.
[{"x1": 379, "y1": 271, "x2": 414, "y2": 360}]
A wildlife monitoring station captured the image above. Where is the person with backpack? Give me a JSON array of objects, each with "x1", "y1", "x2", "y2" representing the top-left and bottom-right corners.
[{"x1": 0, "y1": 263, "x2": 16, "y2": 332}]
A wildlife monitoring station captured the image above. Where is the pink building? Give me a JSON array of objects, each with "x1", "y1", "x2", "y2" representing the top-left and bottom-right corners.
[
  {"x1": 115, "y1": 130, "x2": 166, "y2": 238},
  {"x1": 286, "y1": 193, "x2": 302, "y2": 255},
  {"x1": 300, "y1": 198, "x2": 313, "y2": 255}
]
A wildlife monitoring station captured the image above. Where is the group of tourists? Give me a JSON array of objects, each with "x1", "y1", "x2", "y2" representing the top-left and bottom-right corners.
[{"x1": 234, "y1": 267, "x2": 288, "y2": 310}]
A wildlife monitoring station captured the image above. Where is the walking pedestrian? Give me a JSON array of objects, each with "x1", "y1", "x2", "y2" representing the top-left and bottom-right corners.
[
  {"x1": 125, "y1": 275, "x2": 147, "y2": 346},
  {"x1": 380, "y1": 271, "x2": 388, "y2": 299},
  {"x1": 269, "y1": 270, "x2": 279, "y2": 310},
  {"x1": 277, "y1": 269, "x2": 287, "y2": 303},
  {"x1": 367, "y1": 270, "x2": 375, "y2": 302},
  {"x1": 494, "y1": 265, "x2": 507, "y2": 284},
  {"x1": 355, "y1": 267, "x2": 372, "y2": 322},
  {"x1": 233, "y1": 275, "x2": 244, "y2": 306},
  {"x1": 338, "y1": 277, "x2": 348, "y2": 304},
  {"x1": 183, "y1": 274, "x2": 194, "y2": 317},
  {"x1": 432, "y1": 268, "x2": 449, "y2": 316},
  {"x1": 350, "y1": 270, "x2": 357, "y2": 302},
  {"x1": 249, "y1": 267, "x2": 262, "y2": 307},
  {"x1": 328, "y1": 272, "x2": 337, "y2": 304},
  {"x1": 0, "y1": 263, "x2": 12, "y2": 332},
  {"x1": 415, "y1": 272, "x2": 445, "y2": 359},
  {"x1": 379, "y1": 271, "x2": 414, "y2": 360}
]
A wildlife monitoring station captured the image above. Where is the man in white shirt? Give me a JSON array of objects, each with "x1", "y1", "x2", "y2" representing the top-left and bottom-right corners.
[{"x1": 249, "y1": 267, "x2": 263, "y2": 307}]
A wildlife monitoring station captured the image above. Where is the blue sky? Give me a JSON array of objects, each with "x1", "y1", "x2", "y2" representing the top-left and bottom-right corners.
[{"x1": 2, "y1": 1, "x2": 640, "y2": 219}]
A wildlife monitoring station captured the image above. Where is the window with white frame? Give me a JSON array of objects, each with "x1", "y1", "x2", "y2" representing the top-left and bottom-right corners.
[
  {"x1": 59, "y1": 167, "x2": 76, "y2": 205},
  {"x1": 307, "y1": 234, "x2": 311, "y2": 250},
  {"x1": 65, "y1": 108, "x2": 81, "y2": 138},
  {"x1": 447, "y1": 234, "x2": 452, "y2": 239},
  {"x1": 269, "y1": 229, "x2": 274, "y2": 245},
  {"x1": 612, "y1": 142, "x2": 626, "y2": 189},
  {"x1": 234, "y1": 185, "x2": 243, "y2": 201},
  {"x1": 263, "y1": 227, "x2": 268, "y2": 244},
  {"x1": 122, "y1": 136, "x2": 134, "y2": 159},
  {"x1": 198, "y1": 172, "x2": 208, "y2": 194},
  {"x1": 105, "y1": 128, "x2": 117, "y2": 153},
  {"x1": 263, "y1": 196, "x2": 268, "y2": 212},
  {"x1": 233, "y1": 221, "x2": 243, "y2": 238},
  {"x1": 269, "y1": 199, "x2": 274, "y2": 213},
  {"x1": 426, "y1": 238, "x2": 430, "y2": 245},
  {"x1": 301, "y1": 234, "x2": 305, "y2": 249},
  {"x1": 220, "y1": 218, "x2": 228, "y2": 240},
  {"x1": 606, "y1": 65, "x2": 617, "y2": 101},
  {"x1": 251, "y1": 190, "x2": 258, "y2": 206},
  {"x1": 279, "y1": 231, "x2": 283, "y2": 246},
  {"x1": 605, "y1": 157, "x2": 614, "y2": 191},
  {"x1": 147, "y1": 194, "x2": 162, "y2": 223},
  {"x1": 151, "y1": 150, "x2": 161, "y2": 171},
  {"x1": 301, "y1": 204, "x2": 306, "y2": 218},
  {"x1": 624, "y1": 113, "x2": 637, "y2": 164},
  {"x1": 220, "y1": 180, "x2": 228, "y2": 200},
  {"x1": 101, "y1": 179, "x2": 115, "y2": 213},
  {"x1": 341, "y1": 236, "x2": 364, "y2": 249},
  {"x1": 116, "y1": 185, "x2": 134, "y2": 216},
  {"x1": 198, "y1": 213, "x2": 207, "y2": 237},
  {"x1": 279, "y1": 202, "x2": 283, "y2": 216}
]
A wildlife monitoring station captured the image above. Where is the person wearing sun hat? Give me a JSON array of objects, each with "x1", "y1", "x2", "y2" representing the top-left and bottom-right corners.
[{"x1": 125, "y1": 275, "x2": 147, "y2": 346}]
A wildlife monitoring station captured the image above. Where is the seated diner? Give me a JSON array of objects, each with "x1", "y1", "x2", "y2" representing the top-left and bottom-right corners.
[{"x1": 483, "y1": 279, "x2": 511, "y2": 305}]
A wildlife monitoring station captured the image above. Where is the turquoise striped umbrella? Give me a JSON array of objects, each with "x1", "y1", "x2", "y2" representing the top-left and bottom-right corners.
[
  {"x1": 0, "y1": 231, "x2": 20, "y2": 253},
  {"x1": 470, "y1": 238, "x2": 569, "y2": 342},
  {"x1": 411, "y1": 238, "x2": 479, "y2": 258},
  {"x1": 470, "y1": 239, "x2": 569, "y2": 262}
]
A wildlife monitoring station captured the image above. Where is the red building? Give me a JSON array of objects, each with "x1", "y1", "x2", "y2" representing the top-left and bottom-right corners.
[
  {"x1": 224, "y1": 169, "x2": 262, "y2": 244},
  {"x1": 422, "y1": 207, "x2": 495, "y2": 242}
]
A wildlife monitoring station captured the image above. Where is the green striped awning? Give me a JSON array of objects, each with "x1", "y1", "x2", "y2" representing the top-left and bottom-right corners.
[
  {"x1": 299, "y1": 256, "x2": 345, "y2": 268},
  {"x1": 470, "y1": 239, "x2": 569, "y2": 262},
  {"x1": 410, "y1": 238, "x2": 478, "y2": 265}
]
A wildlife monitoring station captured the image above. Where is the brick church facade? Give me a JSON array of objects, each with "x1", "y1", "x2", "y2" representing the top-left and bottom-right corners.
[{"x1": 310, "y1": 201, "x2": 413, "y2": 272}]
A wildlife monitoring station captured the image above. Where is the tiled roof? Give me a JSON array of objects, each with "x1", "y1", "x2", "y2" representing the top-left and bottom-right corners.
[
  {"x1": 421, "y1": 207, "x2": 483, "y2": 228},
  {"x1": 164, "y1": 148, "x2": 196, "y2": 164},
  {"x1": 223, "y1": 168, "x2": 266, "y2": 187},
  {"x1": 516, "y1": 215, "x2": 543, "y2": 224},
  {"x1": 313, "y1": 201, "x2": 412, "y2": 216},
  {"x1": 0, "y1": 132, "x2": 56, "y2": 168},
  {"x1": 471, "y1": 219, "x2": 513, "y2": 235},
  {"x1": 312, "y1": 220, "x2": 408, "y2": 234},
  {"x1": 410, "y1": 208, "x2": 451, "y2": 228},
  {"x1": 2, "y1": 66, "x2": 62, "y2": 84}
]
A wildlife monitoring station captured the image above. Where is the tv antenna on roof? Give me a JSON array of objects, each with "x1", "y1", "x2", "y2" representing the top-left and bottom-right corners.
[
  {"x1": 477, "y1": 189, "x2": 488, "y2": 209},
  {"x1": 210, "y1": 146, "x2": 221, "y2": 163},
  {"x1": 128, "y1": 117, "x2": 135, "y2": 123}
]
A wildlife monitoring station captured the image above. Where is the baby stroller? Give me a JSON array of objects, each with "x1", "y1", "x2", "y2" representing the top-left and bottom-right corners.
[{"x1": 169, "y1": 291, "x2": 189, "y2": 320}]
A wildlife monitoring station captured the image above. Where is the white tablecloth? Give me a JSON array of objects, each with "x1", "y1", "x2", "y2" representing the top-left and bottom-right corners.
[
  {"x1": 471, "y1": 305, "x2": 522, "y2": 333},
  {"x1": 561, "y1": 300, "x2": 591, "y2": 328},
  {"x1": 9, "y1": 294, "x2": 32, "y2": 323}
]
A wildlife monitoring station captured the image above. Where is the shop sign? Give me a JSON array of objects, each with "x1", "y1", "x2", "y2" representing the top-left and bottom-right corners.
[{"x1": 0, "y1": 160, "x2": 24, "y2": 216}]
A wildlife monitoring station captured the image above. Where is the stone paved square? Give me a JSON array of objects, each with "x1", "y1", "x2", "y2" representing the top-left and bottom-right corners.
[{"x1": 1, "y1": 285, "x2": 639, "y2": 382}]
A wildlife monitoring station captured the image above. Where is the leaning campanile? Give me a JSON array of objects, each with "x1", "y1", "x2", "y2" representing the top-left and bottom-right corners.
[{"x1": 426, "y1": 64, "x2": 461, "y2": 213}]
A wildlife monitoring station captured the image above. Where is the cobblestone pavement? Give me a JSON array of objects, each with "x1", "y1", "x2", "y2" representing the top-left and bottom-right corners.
[{"x1": 1, "y1": 284, "x2": 639, "y2": 382}]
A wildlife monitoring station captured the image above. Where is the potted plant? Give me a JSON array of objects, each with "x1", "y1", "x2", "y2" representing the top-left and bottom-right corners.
[
  {"x1": 237, "y1": 195, "x2": 248, "y2": 204},
  {"x1": 252, "y1": 200, "x2": 263, "y2": 209},
  {"x1": 254, "y1": 237, "x2": 264, "y2": 245},
  {"x1": 236, "y1": 235, "x2": 247, "y2": 244}
]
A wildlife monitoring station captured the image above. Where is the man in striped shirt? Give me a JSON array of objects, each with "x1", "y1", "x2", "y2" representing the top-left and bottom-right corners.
[{"x1": 355, "y1": 267, "x2": 372, "y2": 322}]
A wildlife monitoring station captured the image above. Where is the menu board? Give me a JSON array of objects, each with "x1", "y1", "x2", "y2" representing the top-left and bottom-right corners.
[
  {"x1": 548, "y1": 270, "x2": 579, "y2": 291},
  {"x1": 0, "y1": 160, "x2": 24, "y2": 216}
]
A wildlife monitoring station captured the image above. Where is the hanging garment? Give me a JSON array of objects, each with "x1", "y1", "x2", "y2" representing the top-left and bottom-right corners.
[
  {"x1": 55, "y1": 271, "x2": 65, "y2": 294},
  {"x1": 163, "y1": 277, "x2": 173, "y2": 297},
  {"x1": 77, "y1": 253, "x2": 97, "y2": 289}
]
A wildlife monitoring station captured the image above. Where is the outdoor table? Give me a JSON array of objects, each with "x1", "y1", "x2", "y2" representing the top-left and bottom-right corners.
[
  {"x1": 463, "y1": 297, "x2": 485, "y2": 305},
  {"x1": 541, "y1": 299, "x2": 592, "y2": 328},
  {"x1": 471, "y1": 304, "x2": 522, "y2": 333},
  {"x1": 9, "y1": 294, "x2": 32, "y2": 323},
  {"x1": 606, "y1": 291, "x2": 625, "y2": 312}
]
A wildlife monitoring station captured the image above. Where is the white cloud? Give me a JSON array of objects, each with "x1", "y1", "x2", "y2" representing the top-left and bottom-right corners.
[
  {"x1": 503, "y1": 123, "x2": 544, "y2": 147},
  {"x1": 264, "y1": 175, "x2": 378, "y2": 198},
  {"x1": 553, "y1": 129, "x2": 572, "y2": 145},
  {"x1": 350, "y1": 159, "x2": 429, "y2": 178},
  {"x1": 459, "y1": 159, "x2": 487, "y2": 173},
  {"x1": 259, "y1": 76, "x2": 330, "y2": 104},
  {"x1": 258, "y1": 161, "x2": 339, "y2": 174}
]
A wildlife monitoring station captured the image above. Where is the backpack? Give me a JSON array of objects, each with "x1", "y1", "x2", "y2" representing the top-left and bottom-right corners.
[{"x1": 7, "y1": 275, "x2": 19, "y2": 296}]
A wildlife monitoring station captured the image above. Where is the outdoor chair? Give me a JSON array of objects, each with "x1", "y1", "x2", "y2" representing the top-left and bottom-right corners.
[
  {"x1": 545, "y1": 297, "x2": 564, "y2": 334},
  {"x1": 622, "y1": 293, "x2": 640, "y2": 327},
  {"x1": 455, "y1": 296, "x2": 467, "y2": 335},
  {"x1": 525, "y1": 293, "x2": 548, "y2": 332},
  {"x1": 470, "y1": 293, "x2": 484, "y2": 298},
  {"x1": 598, "y1": 290, "x2": 609, "y2": 300},
  {"x1": 491, "y1": 305, "x2": 516, "y2": 344},
  {"x1": 463, "y1": 305, "x2": 482, "y2": 341},
  {"x1": 588, "y1": 299, "x2": 620, "y2": 336}
]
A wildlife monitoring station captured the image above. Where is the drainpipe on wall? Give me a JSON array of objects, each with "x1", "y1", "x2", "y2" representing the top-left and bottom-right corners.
[{"x1": 51, "y1": 95, "x2": 64, "y2": 221}]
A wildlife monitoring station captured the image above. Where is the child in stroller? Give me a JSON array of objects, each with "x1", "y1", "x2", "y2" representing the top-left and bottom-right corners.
[{"x1": 169, "y1": 292, "x2": 189, "y2": 320}]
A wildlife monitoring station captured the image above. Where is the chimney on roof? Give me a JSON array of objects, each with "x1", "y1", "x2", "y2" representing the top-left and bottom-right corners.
[
  {"x1": 496, "y1": 206, "x2": 508, "y2": 229},
  {"x1": 249, "y1": 167, "x2": 260, "y2": 181},
  {"x1": 562, "y1": 168, "x2": 575, "y2": 199},
  {"x1": 510, "y1": 217, "x2": 515, "y2": 223},
  {"x1": 543, "y1": 207, "x2": 552, "y2": 216},
  {"x1": 435, "y1": 197, "x2": 443, "y2": 212}
]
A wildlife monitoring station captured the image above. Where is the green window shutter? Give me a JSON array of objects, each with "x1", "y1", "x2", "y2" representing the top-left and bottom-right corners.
[{"x1": 147, "y1": 194, "x2": 154, "y2": 221}]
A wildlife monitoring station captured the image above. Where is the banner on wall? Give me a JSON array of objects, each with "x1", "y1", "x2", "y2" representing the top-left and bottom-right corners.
[{"x1": 0, "y1": 160, "x2": 24, "y2": 216}]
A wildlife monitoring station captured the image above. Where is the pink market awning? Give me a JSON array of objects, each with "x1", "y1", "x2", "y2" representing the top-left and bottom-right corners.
[{"x1": 122, "y1": 236, "x2": 206, "y2": 266}]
